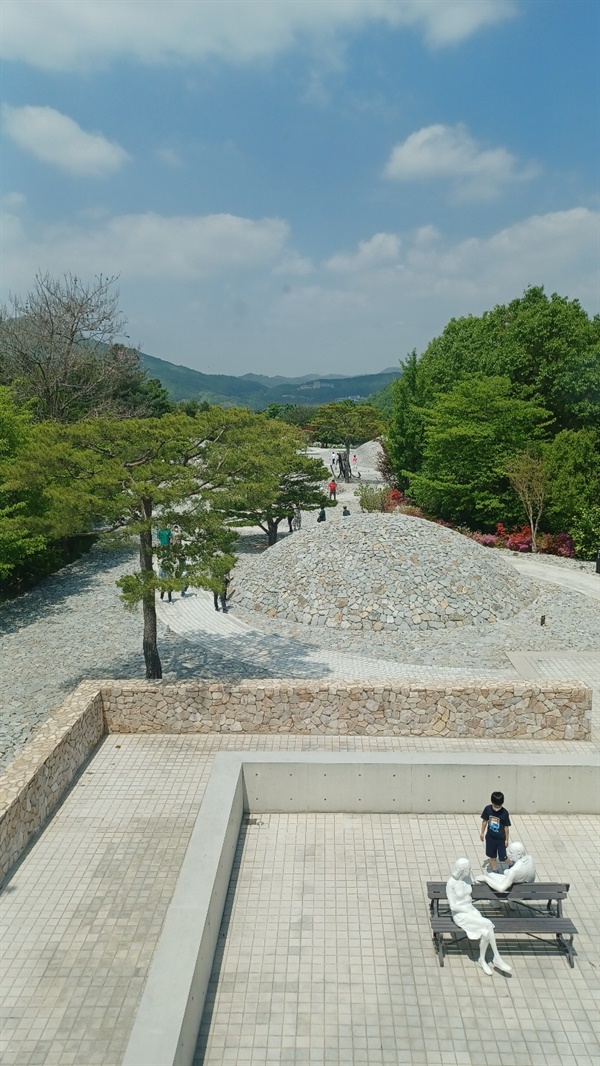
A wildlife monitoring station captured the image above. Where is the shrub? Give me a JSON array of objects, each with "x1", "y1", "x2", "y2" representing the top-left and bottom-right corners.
[
  {"x1": 355, "y1": 485, "x2": 388, "y2": 512},
  {"x1": 570, "y1": 504, "x2": 600, "y2": 560},
  {"x1": 464, "y1": 522, "x2": 574, "y2": 557}
]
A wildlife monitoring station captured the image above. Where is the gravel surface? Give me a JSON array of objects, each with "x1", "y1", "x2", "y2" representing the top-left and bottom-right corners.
[
  {"x1": 234, "y1": 580, "x2": 600, "y2": 671},
  {"x1": 0, "y1": 546, "x2": 273, "y2": 770},
  {"x1": 1, "y1": 517, "x2": 598, "y2": 771}
]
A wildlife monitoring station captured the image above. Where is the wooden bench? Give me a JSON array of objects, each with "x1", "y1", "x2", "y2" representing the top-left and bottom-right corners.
[{"x1": 427, "y1": 881, "x2": 577, "y2": 968}]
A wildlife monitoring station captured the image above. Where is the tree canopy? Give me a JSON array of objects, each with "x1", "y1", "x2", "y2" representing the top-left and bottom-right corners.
[
  {"x1": 312, "y1": 400, "x2": 384, "y2": 461},
  {"x1": 385, "y1": 286, "x2": 599, "y2": 539},
  {"x1": 4, "y1": 409, "x2": 252, "y2": 676},
  {"x1": 416, "y1": 286, "x2": 600, "y2": 433},
  {"x1": 212, "y1": 415, "x2": 328, "y2": 544},
  {"x1": 407, "y1": 376, "x2": 552, "y2": 527},
  {"x1": 0, "y1": 388, "x2": 48, "y2": 580}
]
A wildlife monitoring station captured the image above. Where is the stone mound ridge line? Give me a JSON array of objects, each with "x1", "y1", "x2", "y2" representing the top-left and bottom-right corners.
[{"x1": 234, "y1": 513, "x2": 537, "y2": 634}]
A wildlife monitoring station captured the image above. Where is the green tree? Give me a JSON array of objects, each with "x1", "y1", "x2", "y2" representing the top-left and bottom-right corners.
[
  {"x1": 408, "y1": 376, "x2": 552, "y2": 527},
  {"x1": 544, "y1": 429, "x2": 600, "y2": 533},
  {"x1": 6, "y1": 410, "x2": 246, "y2": 677},
  {"x1": 213, "y1": 416, "x2": 328, "y2": 544},
  {"x1": 312, "y1": 400, "x2": 384, "y2": 469},
  {"x1": 0, "y1": 388, "x2": 47, "y2": 580},
  {"x1": 384, "y1": 351, "x2": 426, "y2": 490},
  {"x1": 417, "y1": 286, "x2": 600, "y2": 433},
  {"x1": 569, "y1": 503, "x2": 600, "y2": 560},
  {"x1": 265, "y1": 403, "x2": 317, "y2": 428}
]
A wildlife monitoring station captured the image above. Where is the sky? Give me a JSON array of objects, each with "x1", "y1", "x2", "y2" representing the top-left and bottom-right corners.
[{"x1": 1, "y1": 0, "x2": 598, "y2": 378}]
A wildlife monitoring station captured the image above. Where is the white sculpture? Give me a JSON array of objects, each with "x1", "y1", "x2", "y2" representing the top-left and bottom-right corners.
[
  {"x1": 474, "y1": 841, "x2": 536, "y2": 892},
  {"x1": 446, "y1": 858, "x2": 512, "y2": 975}
]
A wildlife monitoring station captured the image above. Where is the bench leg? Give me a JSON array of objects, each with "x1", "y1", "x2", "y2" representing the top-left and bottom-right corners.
[
  {"x1": 556, "y1": 933, "x2": 575, "y2": 968},
  {"x1": 433, "y1": 932, "x2": 445, "y2": 967}
]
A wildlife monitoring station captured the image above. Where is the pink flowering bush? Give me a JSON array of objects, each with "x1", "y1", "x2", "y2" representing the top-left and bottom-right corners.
[{"x1": 466, "y1": 522, "x2": 575, "y2": 557}]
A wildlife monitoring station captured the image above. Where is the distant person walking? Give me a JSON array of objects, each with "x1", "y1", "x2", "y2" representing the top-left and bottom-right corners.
[
  {"x1": 352, "y1": 454, "x2": 358, "y2": 473},
  {"x1": 330, "y1": 451, "x2": 337, "y2": 471},
  {"x1": 328, "y1": 478, "x2": 337, "y2": 501},
  {"x1": 213, "y1": 574, "x2": 231, "y2": 612},
  {"x1": 293, "y1": 506, "x2": 302, "y2": 531},
  {"x1": 157, "y1": 564, "x2": 172, "y2": 602},
  {"x1": 287, "y1": 507, "x2": 294, "y2": 533}
]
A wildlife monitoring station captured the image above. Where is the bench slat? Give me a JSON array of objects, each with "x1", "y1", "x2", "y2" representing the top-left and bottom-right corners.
[
  {"x1": 427, "y1": 881, "x2": 569, "y2": 901},
  {"x1": 431, "y1": 918, "x2": 577, "y2": 933}
]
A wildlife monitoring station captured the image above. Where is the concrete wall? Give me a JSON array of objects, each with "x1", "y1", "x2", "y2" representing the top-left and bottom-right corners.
[
  {"x1": 102, "y1": 678, "x2": 591, "y2": 741},
  {"x1": 239, "y1": 751, "x2": 600, "y2": 815},
  {"x1": 122, "y1": 759, "x2": 244, "y2": 1066}
]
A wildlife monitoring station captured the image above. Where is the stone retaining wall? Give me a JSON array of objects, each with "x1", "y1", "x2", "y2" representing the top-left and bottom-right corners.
[
  {"x1": 103, "y1": 679, "x2": 591, "y2": 741},
  {"x1": 0, "y1": 682, "x2": 104, "y2": 881},
  {"x1": 0, "y1": 677, "x2": 592, "y2": 883}
]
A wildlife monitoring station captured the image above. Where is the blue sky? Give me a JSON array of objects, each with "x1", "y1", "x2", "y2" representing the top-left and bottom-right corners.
[{"x1": 1, "y1": 0, "x2": 598, "y2": 377}]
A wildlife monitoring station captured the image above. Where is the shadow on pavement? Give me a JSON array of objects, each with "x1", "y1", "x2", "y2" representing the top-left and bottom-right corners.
[{"x1": 0, "y1": 546, "x2": 136, "y2": 638}]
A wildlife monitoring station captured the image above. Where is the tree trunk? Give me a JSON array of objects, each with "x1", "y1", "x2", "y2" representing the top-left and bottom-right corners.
[
  {"x1": 267, "y1": 518, "x2": 279, "y2": 546},
  {"x1": 140, "y1": 498, "x2": 162, "y2": 679},
  {"x1": 527, "y1": 507, "x2": 538, "y2": 553},
  {"x1": 342, "y1": 440, "x2": 351, "y2": 481},
  {"x1": 142, "y1": 591, "x2": 162, "y2": 678}
]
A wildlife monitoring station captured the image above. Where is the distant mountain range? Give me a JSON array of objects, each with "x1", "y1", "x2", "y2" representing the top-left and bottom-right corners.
[{"x1": 139, "y1": 351, "x2": 401, "y2": 409}]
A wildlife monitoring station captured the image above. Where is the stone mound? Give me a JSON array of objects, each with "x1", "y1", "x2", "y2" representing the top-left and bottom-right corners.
[{"x1": 234, "y1": 513, "x2": 537, "y2": 633}]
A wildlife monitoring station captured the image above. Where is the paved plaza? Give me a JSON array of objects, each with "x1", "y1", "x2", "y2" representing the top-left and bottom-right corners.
[
  {"x1": 196, "y1": 811, "x2": 599, "y2": 1066},
  {"x1": 0, "y1": 735, "x2": 598, "y2": 1066}
]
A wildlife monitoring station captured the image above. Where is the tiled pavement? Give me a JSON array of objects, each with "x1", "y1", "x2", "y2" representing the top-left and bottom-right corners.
[
  {"x1": 1, "y1": 734, "x2": 599, "y2": 1066},
  {"x1": 195, "y1": 812, "x2": 600, "y2": 1066}
]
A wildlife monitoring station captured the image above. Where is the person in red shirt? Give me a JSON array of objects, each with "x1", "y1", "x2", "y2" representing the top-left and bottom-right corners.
[{"x1": 328, "y1": 478, "x2": 337, "y2": 501}]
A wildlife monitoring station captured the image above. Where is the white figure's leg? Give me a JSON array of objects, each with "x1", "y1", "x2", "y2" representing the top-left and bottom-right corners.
[
  {"x1": 477, "y1": 935, "x2": 493, "y2": 975},
  {"x1": 488, "y1": 931, "x2": 512, "y2": 973}
]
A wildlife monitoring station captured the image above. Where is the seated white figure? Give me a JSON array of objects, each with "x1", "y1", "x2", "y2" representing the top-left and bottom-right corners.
[
  {"x1": 446, "y1": 857, "x2": 512, "y2": 976},
  {"x1": 474, "y1": 841, "x2": 536, "y2": 893}
]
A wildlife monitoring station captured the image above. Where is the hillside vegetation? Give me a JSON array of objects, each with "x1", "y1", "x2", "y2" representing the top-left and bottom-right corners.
[{"x1": 139, "y1": 351, "x2": 400, "y2": 407}]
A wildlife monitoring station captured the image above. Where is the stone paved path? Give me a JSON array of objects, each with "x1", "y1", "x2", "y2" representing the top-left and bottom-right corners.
[{"x1": 507, "y1": 555, "x2": 599, "y2": 601}]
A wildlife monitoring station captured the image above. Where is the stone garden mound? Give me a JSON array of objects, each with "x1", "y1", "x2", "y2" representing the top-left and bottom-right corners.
[{"x1": 235, "y1": 513, "x2": 537, "y2": 633}]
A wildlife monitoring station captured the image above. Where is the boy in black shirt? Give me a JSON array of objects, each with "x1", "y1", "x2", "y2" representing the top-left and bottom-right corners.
[{"x1": 480, "y1": 791, "x2": 511, "y2": 872}]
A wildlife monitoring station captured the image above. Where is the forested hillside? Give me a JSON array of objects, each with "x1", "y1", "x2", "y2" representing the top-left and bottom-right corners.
[{"x1": 139, "y1": 351, "x2": 400, "y2": 407}]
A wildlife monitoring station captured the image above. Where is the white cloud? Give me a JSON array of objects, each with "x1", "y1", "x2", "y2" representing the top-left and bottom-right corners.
[
  {"x1": 273, "y1": 252, "x2": 314, "y2": 277},
  {"x1": 417, "y1": 207, "x2": 599, "y2": 303},
  {"x1": 2, "y1": 105, "x2": 129, "y2": 177},
  {"x1": 271, "y1": 208, "x2": 599, "y2": 364},
  {"x1": 326, "y1": 232, "x2": 401, "y2": 272},
  {"x1": 1, "y1": 1, "x2": 517, "y2": 72},
  {"x1": 409, "y1": 0, "x2": 516, "y2": 47},
  {"x1": 1, "y1": 190, "x2": 26, "y2": 210},
  {"x1": 1, "y1": 206, "x2": 290, "y2": 286},
  {"x1": 384, "y1": 123, "x2": 536, "y2": 199},
  {"x1": 3, "y1": 199, "x2": 595, "y2": 375},
  {"x1": 156, "y1": 146, "x2": 183, "y2": 168}
]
